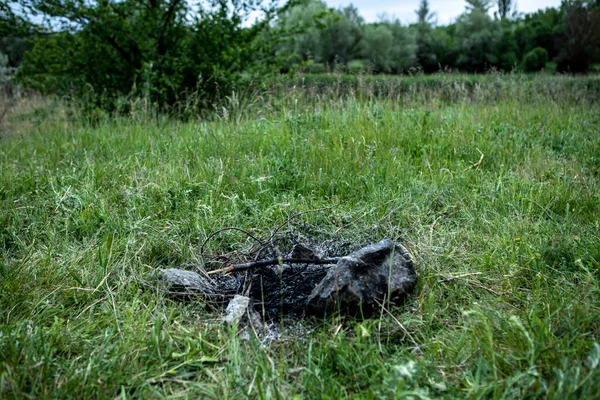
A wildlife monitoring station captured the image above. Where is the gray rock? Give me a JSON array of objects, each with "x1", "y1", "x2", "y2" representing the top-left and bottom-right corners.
[
  {"x1": 223, "y1": 295, "x2": 263, "y2": 325},
  {"x1": 223, "y1": 295, "x2": 265, "y2": 338},
  {"x1": 158, "y1": 268, "x2": 239, "y2": 303},
  {"x1": 222, "y1": 295, "x2": 252, "y2": 324},
  {"x1": 222, "y1": 297, "x2": 282, "y2": 343},
  {"x1": 159, "y1": 268, "x2": 213, "y2": 291},
  {"x1": 306, "y1": 239, "x2": 417, "y2": 316}
]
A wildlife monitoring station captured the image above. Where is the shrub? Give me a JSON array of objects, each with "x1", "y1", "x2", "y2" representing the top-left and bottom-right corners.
[
  {"x1": 523, "y1": 47, "x2": 549, "y2": 72},
  {"x1": 347, "y1": 60, "x2": 369, "y2": 74},
  {"x1": 17, "y1": 0, "x2": 284, "y2": 112},
  {"x1": 308, "y1": 63, "x2": 327, "y2": 74}
]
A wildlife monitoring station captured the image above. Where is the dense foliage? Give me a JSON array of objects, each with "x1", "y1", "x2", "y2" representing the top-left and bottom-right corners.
[
  {"x1": 276, "y1": 0, "x2": 600, "y2": 75},
  {"x1": 523, "y1": 47, "x2": 550, "y2": 72},
  {"x1": 1, "y1": 0, "x2": 600, "y2": 109},
  {"x1": 4, "y1": 0, "x2": 287, "y2": 111}
]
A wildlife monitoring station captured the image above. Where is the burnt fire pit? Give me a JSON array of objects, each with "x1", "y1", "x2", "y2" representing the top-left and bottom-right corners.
[{"x1": 159, "y1": 239, "x2": 417, "y2": 320}]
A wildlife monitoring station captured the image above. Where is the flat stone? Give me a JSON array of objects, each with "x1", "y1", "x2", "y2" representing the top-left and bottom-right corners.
[
  {"x1": 223, "y1": 295, "x2": 264, "y2": 335},
  {"x1": 222, "y1": 295, "x2": 252, "y2": 324},
  {"x1": 306, "y1": 239, "x2": 417, "y2": 316},
  {"x1": 158, "y1": 268, "x2": 213, "y2": 291},
  {"x1": 158, "y1": 268, "x2": 239, "y2": 303}
]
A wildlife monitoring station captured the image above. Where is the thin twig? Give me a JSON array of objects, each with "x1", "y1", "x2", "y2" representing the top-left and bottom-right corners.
[
  {"x1": 200, "y1": 227, "x2": 265, "y2": 256},
  {"x1": 208, "y1": 257, "x2": 340, "y2": 275},
  {"x1": 251, "y1": 204, "x2": 344, "y2": 260},
  {"x1": 200, "y1": 203, "x2": 344, "y2": 263}
]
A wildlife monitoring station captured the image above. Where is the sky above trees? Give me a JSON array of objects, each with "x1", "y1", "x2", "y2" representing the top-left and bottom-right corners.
[{"x1": 325, "y1": 0, "x2": 563, "y2": 24}]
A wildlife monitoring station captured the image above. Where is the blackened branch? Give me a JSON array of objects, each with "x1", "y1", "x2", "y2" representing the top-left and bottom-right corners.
[{"x1": 208, "y1": 257, "x2": 340, "y2": 275}]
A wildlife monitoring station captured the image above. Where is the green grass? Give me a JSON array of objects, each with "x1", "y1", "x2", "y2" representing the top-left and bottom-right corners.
[
  {"x1": 280, "y1": 72, "x2": 600, "y2": 102},
  {"x1": 1, "y1": 75, "x2": 600, "y2": 398}
]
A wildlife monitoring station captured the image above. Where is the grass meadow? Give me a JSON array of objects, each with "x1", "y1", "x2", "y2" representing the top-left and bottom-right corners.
[{"x1": 1, "y1": 74, "x2": 600, "y2": 398}]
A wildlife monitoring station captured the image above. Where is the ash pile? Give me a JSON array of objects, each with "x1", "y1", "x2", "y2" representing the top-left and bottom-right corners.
[{"x1": 158, "y1": 239, "x2": 417, "y2": 322}]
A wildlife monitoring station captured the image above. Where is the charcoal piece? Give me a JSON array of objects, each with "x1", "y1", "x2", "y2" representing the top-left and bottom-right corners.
[{"x1": 247, "y1": 263, "x2": 331, "y2": 318}]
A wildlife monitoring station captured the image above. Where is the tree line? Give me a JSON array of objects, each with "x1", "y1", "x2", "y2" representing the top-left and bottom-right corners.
[
  {"x1": 280, "y1": 0, "x2": 600, "y2": 74},
  {"x1": 1, "y1": 0, "x2": 599, "y2": 111}
]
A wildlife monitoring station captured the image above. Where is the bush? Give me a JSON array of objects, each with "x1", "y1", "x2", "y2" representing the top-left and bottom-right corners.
[
  {"x1": 17, "y1": 0, "x2": 283, "y2": 113},
  {"x1": 523, "y1": 47, "x2": 549, "y2": 72},
  {"x1": 347, "y1": 60, "x2": 369, "y2": 74},
  {"x1": 308, "y1": 63, "x2": 327, "y2": 74}
]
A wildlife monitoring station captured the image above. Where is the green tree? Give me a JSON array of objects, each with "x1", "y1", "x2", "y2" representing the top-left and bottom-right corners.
[
  {"x1": 319, "y1": 5, "x2": 364, "y2": 67},
  {"x1": 18, "y1": 0, "x2": 285, "y2": 110},
  {"x1": 360, "y1": 24, "x2": 394, "y2": 72},
  {"x1": 454, "y1": 6, "x2": 502, "y2": 71},
  {"x1": 431, "y1": 25, "x2": 457, "y2": 69},
  {"x1": 522, "y1": 47, "x2": 549, "y2": 71},
  {"x1": 514, "y1": 7, "x2": 563, "y2": 61},
  {"x1": 1, "y1": 1, "x2": 34, "y2": 67},
  {"x1": 466, "y1": 0, "x2": 493, "y2": 12},
  {"x1": 555, "y1": 0, "x2": 600, "y2": 72},
  {"x1": 360, "y1": 21, "x2": 416, "y2": 73},
  {"x1": 1, "y1": 1, "x2": 29, "y2": 37},
  {"x1": 413, "y1": 0, "x2": 440, "y2": 72},
  {"x1": 415, "y1": 0, "x2": 435, "y2": 24},
  {"x1": 495, "y1": 21, "x2": 520, "y2": 70},
  {"x1": 497, "y1": 0, "x2": 515, "y2": 19},
  {"x1": 389, "y1": 22, "x2": 418, "y2": 72},
  {"x1": 277, "y1": 1, "x2": 364, "y2": 71},
  {"x1": 413, "y1": 23, "x2": 437, "y2": 72},
  {"x1": 0, "y1": 36, "x2": 29, "y2": 67},
  {"x1": 277, "y1": 0, "x2": 329, "y2": 67}
]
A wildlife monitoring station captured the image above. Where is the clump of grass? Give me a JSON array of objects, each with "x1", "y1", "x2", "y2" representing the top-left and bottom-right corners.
[{"x1": 1, "y1": 75, "x2": 599, "y2": 398}]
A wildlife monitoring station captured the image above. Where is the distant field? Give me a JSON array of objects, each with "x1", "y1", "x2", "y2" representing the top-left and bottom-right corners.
[
  {"x1": 278, "y1": 73, "x2": 600, "y2": 100},
  {"x1": 1, "y1": 75, "x2": 599, "y2": 398}
]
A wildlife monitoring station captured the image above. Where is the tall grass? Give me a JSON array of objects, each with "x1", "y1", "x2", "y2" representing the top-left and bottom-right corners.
[{"x1": 1, "y1": 74, "x2": 599, "y2": 398}]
